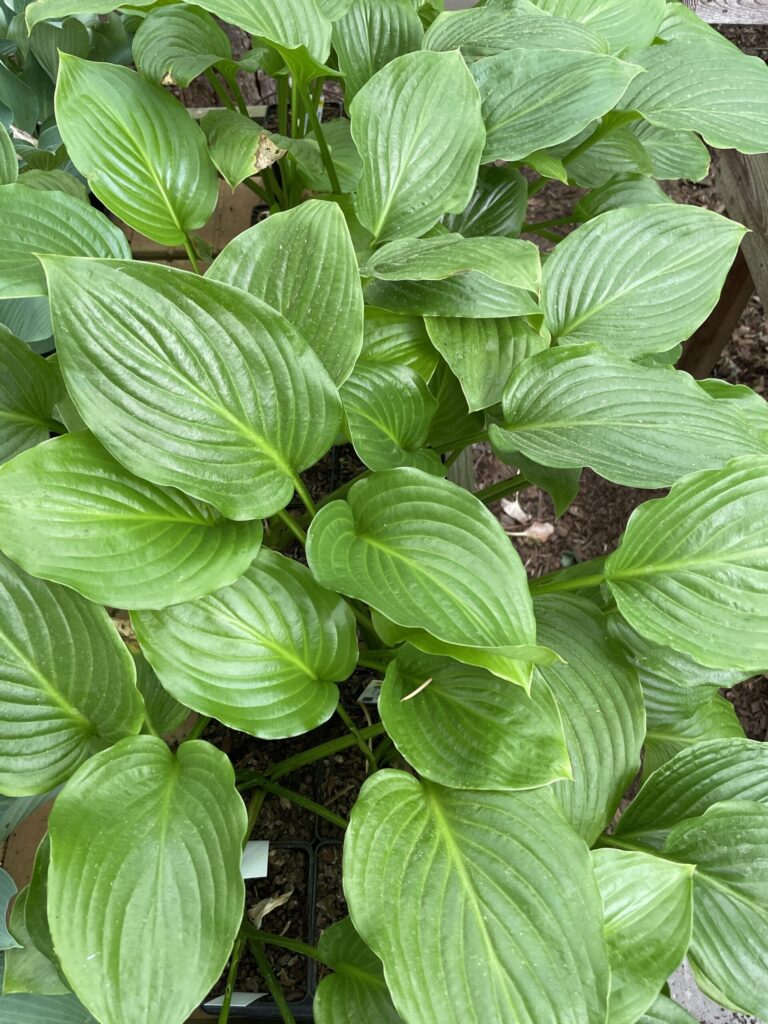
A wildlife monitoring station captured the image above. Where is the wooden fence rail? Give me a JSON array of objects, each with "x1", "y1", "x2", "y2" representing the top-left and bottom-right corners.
[{"x1": 683, "y1": 0, "x2": 768, "y2": 22}]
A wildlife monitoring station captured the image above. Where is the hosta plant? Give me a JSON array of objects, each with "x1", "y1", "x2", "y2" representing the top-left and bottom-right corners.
[{"x1": 2, "y1": 0, "x2": 768, "y2": 1022}]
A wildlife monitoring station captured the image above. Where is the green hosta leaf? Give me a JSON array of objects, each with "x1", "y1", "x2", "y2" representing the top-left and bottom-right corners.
[
  {"x1": 640, "y1": 995, "x2": 698, "y2": 1023},
  {"x1": 133, "y1": 652, "x2": 189, "y2": 738},
  {"x1": 575, "y1": 174, "x2": 673, "y2": 219},
  {"x1": 471, "y1": 49, "x2": 639, "y2": 163},
  {"x1": 3, "y1": 888, "x2": 67, "y2": 996},
  {"x1": 29, "y1": 18, "x2": 89, "y2": 82},
  {"x1": 23, "y1": 835, "x2": 53, "y2": 967},
  {"x1": 187, "y1": 0, "x2": 332, "y2": 64},
  {"x1": 0, "y1": 125, "x2": 17, "y2": 184},
  {"x1": 362, "y1": 235, "x2": 541, "y2": 318},
  {"x1": 534, "y1": 595, "x2": 644, "y2": 842},
  {"x1": 25, "y1": 0, "x2": 154, "y2": 29},
  {"x1": 133, "y1": 6, "x2": 232, "y2": 87},
  {"x1": 341, "y1": 360, "x2": 441, "y2": 474},
  {"x1": 658, "y1": 2, "x2": 739, "y2": 51},
  {"x1": 273, "y1": 121, "x2": 363, "y2": 194},
  {"x1": 361, "y1": 307, "x2": 437, "y2": 381},
  {"x1": 350, "y1": 50, "x2": 485, "y2": 243},
  {"x1": 0, "y1": 869, "x2": 18, "y2": 951},
  {"x1": 427, "y1": 360, "x2": 485, "y2": 450},
  {"x1": 566, "y1": 125, "x2": 652, "y2": 187},
  {"x1": 606, "y1": 458, "x2": 768, "y2": 670},
  {"x1": 0, "y1": 553, "x2": 142, "y2": 796},
  {"x1": 380, "y1": 645, "x2": 570, "y2": 790},
  {"x1": 443, "y1": 164, "x2": 527, "y2": 238},
  {"x1": 0, "y1": 66, "x2": 38, "y2": 134},
  {"x1": 620, "y1": 41, "x2": 768, "y2": 154},
  {"x1": 44, "y1": 258, "x2": 342, "y2": 520},
  {"x1": 492, "y1": 346, "x2": 762, "y2": 487},
  {"x1": 0, "y1": 956, "x2": 97, "y2": 1024},
  {"x1": 0, "y1": 184, "x2": 130, "y2": 299},
  {"x1": 593, "y1": 849, "x2": 693, "y2": 1024},
  {"x1": 700, "y1": 378, "x2": 768, "y2": 436},
  {"x1": 201, "y1": 110, "x2": 286, "y2": 190},
  {"x1": 307, "y1": 469, "x2": 541, "y2": 687},
  {"x1": 208, "y1": 200, "x2": 363, "y2": 384},
  {"x1": 55, "y1": 57, "x2": 217, "y2": 246},
  {"x1": 17, "y1": 170, "x2": 88, "y2": 203},
  {"x1": 423, "y1": 7, "x2": 610, "y2": 57},
  {"x1": 48, "y1": 736, "x2": 246, "y2": 1024},
  {"x1": 318, "y1": 0, "x2": 354, "y2": 16},
  {"x1": 133, "y1": 550, "x2": 357, "y2": 740},
  {"x1": 492, "y1": 445, "x2": 582, "y2": 518},
  {"x1": 426, "y1": 316, "x2": 548, "y2": 412},
  {"x1": 314, "y1": 918, "x2": 402, "y2": 1024},
  {"x1": 333, "y1": 0, "x2": 423, "y2": 101},
  {"x1": 0, "y1": 326, "x2": 62, "y2": 464},
  {"x1": 0, "y1": 300, "x2": 51, "y2": 347},
  {"x1": 542, "y1": 205, "x2": 745, "y2": 355},
  {"x1": 0, "y1": 432, "x2": 264, "y2": 609},
  {"x1": 631, "y1": 121, "x2": 710, "y2": 182},
  {"x1": 344, "y1": 773, "x2": 610, "y2": 1024},
  {"x1": 531, "y1": 0, "x2": 664, "y2": 51}
]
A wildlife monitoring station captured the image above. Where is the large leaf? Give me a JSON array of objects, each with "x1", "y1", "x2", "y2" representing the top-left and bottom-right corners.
[
  {"x1": 362, "y1": 235, "x2": 541, "y2": 318},
  {"x1": 0, "y1": 432, "x2": 264, "y2": 609},
  {"x1": 605, "y1": 458, "x2": 768, "y2": 670},
  {"x1": 344, "y1": 773, "x2": 610, "y2": 1024},
  {"x1": 491, "y1": 345, "x2": 763, "y2": 488},
  {"x1": 0, "y1": 957, "x2": 97, "y2": 1024},
  {"x1": 133, "y1": 550, "x2": 357, "y2": 740},
  {"x1": 208, "y1": 200, "x2": 363, "y2": 384},
  {"x1": 0, "y1": 869, "x2": 18, "y2": 951},
  {"x1": 132, "y1": 6, "x2": 232, "y2": 87},
  {"x1": 574, "y1": 174, "x2": 673, "y2": 219},
  {"x1": 341, "y1": 360, "x2": 442, "y2": 474},
  {"x1": 565, "y1": 126, "x2": 652, "y2": 188},
  {"x1": 471, "y1": 49, "x2": 639, "y2": 162},
  {"x1": 534, "y1": 595, "x2": 644, "y2": 843},
  {"x1": 3, "y1": 888, "x2": 67, "y2": 996},
  {"x1": 314, "y1": 917, "x2": 402, "y2": 1024},
  {"x1": 443, "y1": 164, "x2": 527, "y2": 238},
  {"x1": 423, "y1": 7, "x2": 610, "y2": 57},
  {"x1": 25, "y1": 0, "x2": 154, "y2": 29},
  {"x1": 29, "y1": 18, "x2": 90, "y2": 82},
  {"x1": 0, "y1": 184, "x2": 130, "y2": 299},
  {"x1": 55, "y1": 57, "x2": 217, "y2": 246},
  {"x1": 186, "y1": 0, "x2": 332, "y2": 64},
  {"x1": 0, "y1": 326, "x2": 62, "y2": 464},
  {"x1": 530, "y1": 0, "x2": 664, "y2": 51},
  {"x1": 542, "y1": 205, "x2": 745, "y2": 355},
  {"x1": 306, "y1": 469, "x2": 543, "y2": 687},
  {"x1": 379, "y1": 645, "x2": 570, "y2": 790},
  {"x1": 360, "y1": 307, "x2": 437, "y2": 381},
  {"x1": 43, "y1": 258, "x2": 342, "y2": 520},
  {"x1": 48, "y1": 736, "x2": 246, "y2": 1024},
  {"x1": 593, "y1": 849, "x2": 693, "y2": 1024},
  {"x1": 333, "y1": 0, "x2": 423, "y2": 101},
  {"x1": 620, "y1": 41, "x2": 768, "y2": 154},
  {"x1": 658, "y1": 1, "x2": 740, "y2": 52},
  {"x1": 0, "y1": 553, "x2": 142, "y2": 796},
  {"x1": 350, "y1": 50, "x2": 485, "y2": 243}
]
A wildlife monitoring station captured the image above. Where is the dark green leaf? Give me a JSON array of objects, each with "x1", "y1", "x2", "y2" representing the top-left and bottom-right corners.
[
  {"x1": 360, "y1": 306, "x2": 438, "y2": 381},
  {"x1": 133, "y1": 6, "x2": 232, "y2": 87},
  {"x1": 133, "y1": 652, "x2": 189, "y2": 739},
  {"x1": 0, "y1": 325, "x2": 62, "y2": 464},
  {"x1": 443, "y1": 164, "x2": 527, "y2": 238}
]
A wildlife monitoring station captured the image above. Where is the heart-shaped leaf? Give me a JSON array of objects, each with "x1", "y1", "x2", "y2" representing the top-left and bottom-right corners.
[
  {"x1": 531, "y1": 0, "x2": 664, "y2": 51},
  {"x1": 55, "y1": 56, "x2": 218, "y2": 245},
  {"x1": 43, "y1": 258, "x2": 342, "y2": 520},
  {"x1": 133, "y1": 6, "x2": 233, "y2": 87},
  {"x1": 350, "y1": 50, "x2": 485, "y2": 243},
  {"x1": 48, "y1": 736, "x2": 246, "y2": 1024},
  {"x1": 423, "y1": 7, "x2": 610, "y2": 57},
  {"x1": 360, "y1": 307, "x2": 438, "y2": 381},
  {"x1": 209, "y1": 200, "x2": 363, "y2": 384},
  {"x1": 0, "y1": 553, "x2": 142, "y2": 796},
  {"x1": 313, "y1": 917, "x2": 402, "y2": 1024},
  {"x1": 333, "y1": 0, "x2": 423, "y2": 101},
  {"x1": 0, "y1": 432, "x2": 264, "y2": 609},
  {"x1": 133, "y1": 550, "x2": 357, "y2": 740},
  {"x1": 344, "y1": 772, "x2": 610, "y2": 1024},
  {"x1": 0, "y1": 327, "x2": 63, "y2": 464}
]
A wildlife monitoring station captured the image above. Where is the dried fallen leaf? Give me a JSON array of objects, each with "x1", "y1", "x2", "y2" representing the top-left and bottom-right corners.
[
  {"x1": 248, "y1": 889, "x2": 294, "y2": 929},
  {"x1": 507, "y1": 521, "x2": 555, "y2": 544},
  {"x1": 254, "y1": 133, "x2": 286, "y2": 173},
  {"x1": 401, "y1": 677, "x2": 433, "y2": 702},
  {"x1": 500, "y1": 497, "x2": 531, "y2": 524}
]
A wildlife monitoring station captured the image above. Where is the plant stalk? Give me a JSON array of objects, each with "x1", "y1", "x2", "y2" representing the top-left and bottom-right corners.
[
  {"x1": 237, "y1": 772, "x2": 349, "y2": 829},
  {"x1": 248, "y1": 939, "x2": 297, "y2": 1024},
  {"x1": 244, "y1": 927, "x2": 333, "y2": 968},
  {"x1": 183, "y1": 235, "x2": 203, "y2": 275},
  {"x1": 218, "y1": 928, "x2": 247, "y2": 1024},
  {"x1": 275, "y1": 508, "x2": 307, "y2": 545},
  {"x1": 472, "y1": 474, "x2": 529, "y2": 505},
  {"x1": 186, "y1": 715, "x2": 211, "y2": 742},
  {"x1": 298, "y1": 79, "x2": 341, "y2": 193},
  {"x1": 238, "y1": 724, "x2": 386, "y2": 783},
  {"x1": 336, "y1": 702, "x2": 378, "y2": 772}
]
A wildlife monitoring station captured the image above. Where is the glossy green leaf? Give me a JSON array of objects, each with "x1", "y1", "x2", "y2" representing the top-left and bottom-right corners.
[
  {"x1": 492, "y1": 346, "x2": 762, "y2": 487},
  {"x1": 700, "y1": 377, "x2": 768, "y2": 436},
  {"x1": 0, "y1": 125, "x2": 17, "y2": 184},
  {"x1": 314, "y1": 917, "x2": 402, "y2": 1024},
  {"x1": 3, "y1": 888, "x2": 67, "y2": 996},
  {"x1": 29, "y1": 18, "x2": 89, "y2": 82},
  {"x1": 471, "y1": 49, "x2": 639, "y2": 162},
  {"x1": 133, "y1": 6, "x2": 232, "y2": 87},
  {"x1": 273, "y1": 120, "x2": 363, "y2": 194},
  {"x1": 606, "y1": 458, "x2": 768, "y2": 670},
  {"x1": 363, "y1": 235, "x2": 541, "y2": 318},
  {"x1": 0, "y1": 326, "x2": 62, "y2": 464},
  {"x1": 639, "y1": 995, "x2": 698, "y2": 1024},
  {"x1": 307, "y1": 469, "x2": 542, "y2": 687},
  {"x1": 593, "y1": 849, "x2": 693, "y2": 1024},
  {"x1": 333, "y1": 0, "x2": 423, "y2": 101},
  {"x1": 25, "y1": 0, "x2": 155, "y2": 29},
  {"x1": 208, "y1": 200, "x2": 363, "y2": 384},
  {"x1": 0, "y1": 956, "x2": 97, "y2": 1024},
  {"x1": 630, "y1": 121, "x2": 710, "y2": 182},
  {"x1": 16, "y1": 170, "x2": 88, "y2": 203},
  {"x1": 380, "y1": 645, "x2": 570, "y2": 790},
  {"x1": 0, "y1": 432, "x2": 264, "y2": 609},
  {"x1": 620, "y1": 41, "x2": 768, "y2": 154},
  {"x1": 341, "y1": 360, "x2": 441, "y2": 474},
  {"x1": 530, "y1": 0, "x2": 664, "y2": 51},
  {"x1": 48, "y1": 736, "x2": 246, "y2": 1024},
  {"x1": 23, "y1": 835, "x2": 53, "y2": 967},
  {"x1": 44, "y1": 258, "x2": 342, "y2": 520},
  {"x1": 443, "y1": 164, "x2": 527, "y2": 238},
  {"x1": 133, "y1": 550, "x2": 357, "y2": 740},
  {"x1": 658, "y1": 2, "x2": 739, "y2": 51},
  {"x1": 0, "y1": 553, "x2": 142, "y2": 796},
  {"x1": 187, "y1": 0, "x2": 332, "y2": 63},
  {"x1": 360, "y1": 307, "x2": 438, "y2": 381},
  {"x1": 201, "y1": 110, "x2": 286, "y2": 190},
  {"x1": 0, "y1": 299, "x2": 50, "y2": 346},
  {"x1": 566, "y1": 125, "x2": 652, "y2": 187},
  {"x1": 426, "y1": 316, "x2": 548, "y2": 412},
  {"x1": 0, "y1": 184, "x2": 130, "y2": 299},
  {"x1": 427, "y1": 360, "x2": 485, "y2": 451},
  {"x1": 350, "y1": 50, "x2": 485, "y2": 243},
  {"x1": 0, "y1": 66, "x2": 38, "y2": 134},
  {"x1": 423, "y1": 7, "x2": 610, "y2": 57},
  {"x1": 55, "y1": 56, "x2": 218, "y2": 246},
  {"x1": 133, "y1": 652, "x2": 189, "y2": 739},
  {"x1": 344, "y1": 773, "x2": 610, "y2": 1024},
  {"x1": 542, "y1": 205, "x2": 745, "y2": 355},
  {"x1": 534, "y1": 595, "x2": 644, "y2": 843},
  {"x1": 0, "y1": 869, "x2": 18, "y2": 951},
  {"x1": 574, "y1": 174, "x2": 673, "y2": 219}
]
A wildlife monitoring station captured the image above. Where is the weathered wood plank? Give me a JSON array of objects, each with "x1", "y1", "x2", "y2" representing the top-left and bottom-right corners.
[
  {"x1": 687, "y1": 0, "x2": 768, "y2": 23},
  {"x1": 715, "y1": 150, "x2": 768, "y2": 310}
]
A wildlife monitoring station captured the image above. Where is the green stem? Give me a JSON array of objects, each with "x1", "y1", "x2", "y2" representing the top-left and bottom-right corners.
[
  {"x1": 218, "y1": 928, "x2": 247, "y2": 1024},
  {"x1": 443, "y1": 446, "x2": 466, "y2": 470},
  {"x1": 237, "y1": 773, "x2": 349, "y2": 829},
  {"x1": 239, "y1": 724, "x2": 386, "y2": 783},
  {"x1": 298, "y1": 79, "x2": 341, "y2": 193},
  {"x1": 562, "y1": 113, "x2": 639, "y2": 167},
  {"x1": 244, "y1": 927, "x2": 332, "y2": 968},
  {"x1": 291, "y1": 75, "x2": 303, "y2": 139},
  {"x1": 337, "y1": 702, "x2": 378, "y2": 772},
  {"x1": 183, "y1": 235, "x2": 202, "y2": 274},
  {"x1": 243, "y1": 176, "x2": 270, "y2": 204},
  {"x1": 245, "y1": 788, "x2": 267, "y2": 841},
  {"x1": 350, "y1": 602, "x2": 379, "y2": 646},
  {"x1": 205, "y1": 68, "x2": 235, "y2": 110},
  {"x1": 186, "y1": 715, "x2": 211, "y2": 742},
  {"x1": 523, "y1": 215, "x2": 578, "y2": 231},
  {"x1": 527, "y1": 176, "x2": 551, "y2": 198},
  {"x1": 527, "y1": 227, "x2": 564, "y2": 244},
  {"x1": 528, "y1": 570, "x2": 606, "y2": 596},
  {"x1": 292, "y1": 474, "x2": 318, "y2": 517},
  {"x1": 435, "y1": 429, "x2": 488, "y2": 452},
  {"x1": 45, "y1": 418, "x2": 67, "y2": 435},
  {"x1": 224, "y1": 71, "x2": 249, "y2": 116},
  {"x1": 277, "y1": 75, "x2": 289, "y2": 136},
  {"x1": 357, "y1": 655, "x2": 390, "y2": 673},
  {"x1": 276, "y1": 508, "x2": 307, "y2": 545},
  {"x1": 473, "y1": 474, "x2": 528, "y2": 505},
  {"x1": 248, "y1": 940, "x2": 296, "y2": 1024}
]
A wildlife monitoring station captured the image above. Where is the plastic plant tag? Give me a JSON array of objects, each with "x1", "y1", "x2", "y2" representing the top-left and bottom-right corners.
[
  {"x1": 241, "y1": 840, "x2": 270, "y2": 879},
  {"x1": 204, "y1": 992, "x2": 268, "y2": 1009},
  {"x1": 359, "y1": 679, "x2": 382, "y2": 705}
]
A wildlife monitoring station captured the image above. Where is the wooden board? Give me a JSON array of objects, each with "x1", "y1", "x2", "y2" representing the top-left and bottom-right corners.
[
  {"x1": 685, "y1": 0, "x2": 768, "y2": 22},
  {"x1": 715, "y1": 150, "x2": 768, "y2": 309}
]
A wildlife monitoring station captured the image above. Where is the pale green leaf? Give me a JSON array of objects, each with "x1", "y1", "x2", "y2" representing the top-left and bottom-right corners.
[
  {"x1": 201, "y1": 110, "x2": 286, "y2": 190},
  {"x1": 658, "y1": 2, "x2": 739, "y2": 52},
  {"x1": 133, "y1": 652, "x2": 189, "y2": 739},
  {"x1": 333, "y1": 0, "x2": 423, "y2": 101},
  {"x1": 208, "y1": 200, "x2": 363, "y2": 384},
  {"x1": 443, "y1": 164, "x2": 527, "y2": 238},
  {"x1": 360, "y1": 306, "x2": 438, "y2": 381},
  {"x1": 491, "y1": 441, "x2": 582, "y2": 517},
  {"x1": 55, "y1": 56, "x2": 218, "y2": 246},
  {"x1": 16, "y1": 170, "x2": 88, "y2": 203},
  {"x1": 0, "y1": 125, "x2": 17, "y2": 184},
  {"x1": 48, "y1": 736, "x2": 246, "y2": 1024},
  {"x1": 25, "y1": 0, "x2": 154, "y2": 30},
  {"x1": 574, "y1": 174, "x2": 673, "y2": 219},
  {"x1": 423, "y1": 7, "x2": 610, "y2": 57},
  {"x1": 185, "y1": 0, "x2": 332, "y2": 63},
  {"x1": 699, "y1": 377, "x2": 768, "y2": 438},
  {"x1": 639, "y1": 995, "x2": 698, "y2": 1024},
  {"x1": 0, "y1": 299, "x2": 51, "y2": 345},
  {"x1": 0, "y1": 956, "x2": 97, "y2": 1024},
  {"x1": 630, "y1": 121, "x2": 710, "y2": 182},
  {"x1": 344, "y1": 773, "x2": 610, "y2": 1024},
  {"x1": 133, "y1": 550, "x2": 357, "y2": 740},
  {"x1": 3, "y1": 888, "x2": 67, "y2": 996},
  {"x1": 566, "y1": 126, "x2": 652, "y2": 187},
  {"x1": 0, "y1": 184, "x2": 130, "y2": 298},
  {"x1": 530, "y1": 0, "x2": 665, "y2": 51},
  {"x1": 0, "y1": 326, "x2": 62, "y2": 464},
  {"x1": 314, "y1": 918, "x2": 401, "y2": 1024},
  {"x1": 133, "y1": 6, "x2": 232, "y2": 87},
  {"x1": 350, "y1": 50, "x2": 485, "y2": 243},
  {"x1": 43, "y1": 258, "x2": 342, "y2": 520},
  {"x1": 542, "y1": 205, "x2": 745, "y2": 354}
]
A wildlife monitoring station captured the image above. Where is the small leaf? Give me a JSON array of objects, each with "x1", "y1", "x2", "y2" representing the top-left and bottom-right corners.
[
  {"x1": 133, "y1": 550, "x2": 357, "y2": 740},
  {"x1": 630, "y1": 121, "x2": 710, "y2": 181},
  {"x1": 333, "y1": 0, "x2": 423, "y2": 101},
  {"x1": 0, "y1": 326, "x2": 63, "y2": 464},
  {"x1": 566, "y1": 126, "x2": 652, "y2": 188},
  {"x1": 201, "y1": 110, "x2": 285, "y2": 189},
  {"x1": 574, "y1": 175, "x2": 673, "y2": 219},
  {"x1": 0, "y1": 955, "x2": 97, "y2": 1024},
  {"x1": 443, "y1": 164, "x2": 527, "y2": 238},
  {"x1": 423, "y1": 6, "x2": 610, "y2": 57},
  {"x1": 360, "y1": 306, "x2": 437, "y2": 381},
  {"x1": 0, "y1": 125, "x2": 18, "y2": 185},
  {"x1": 639, "y1": 995, "x2": 698, "y2": 1024},
  {"x1": 48, "y1": 736, "x2": 246, "y2": 1024},
  {"x1": 133, "y1": 6, "x2": 232, "y2": 87},
  {"x1": 133, "y1": 652, "x2": 189, "y2": 739},
  {"x1": 314, "y1": 917, "x2": 402, "y2": 1024}
]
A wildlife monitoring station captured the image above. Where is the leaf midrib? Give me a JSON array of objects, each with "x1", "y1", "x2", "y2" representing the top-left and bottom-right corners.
[{"x1": 0, "y1": 623, "x2": 92, "y2": 727}]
